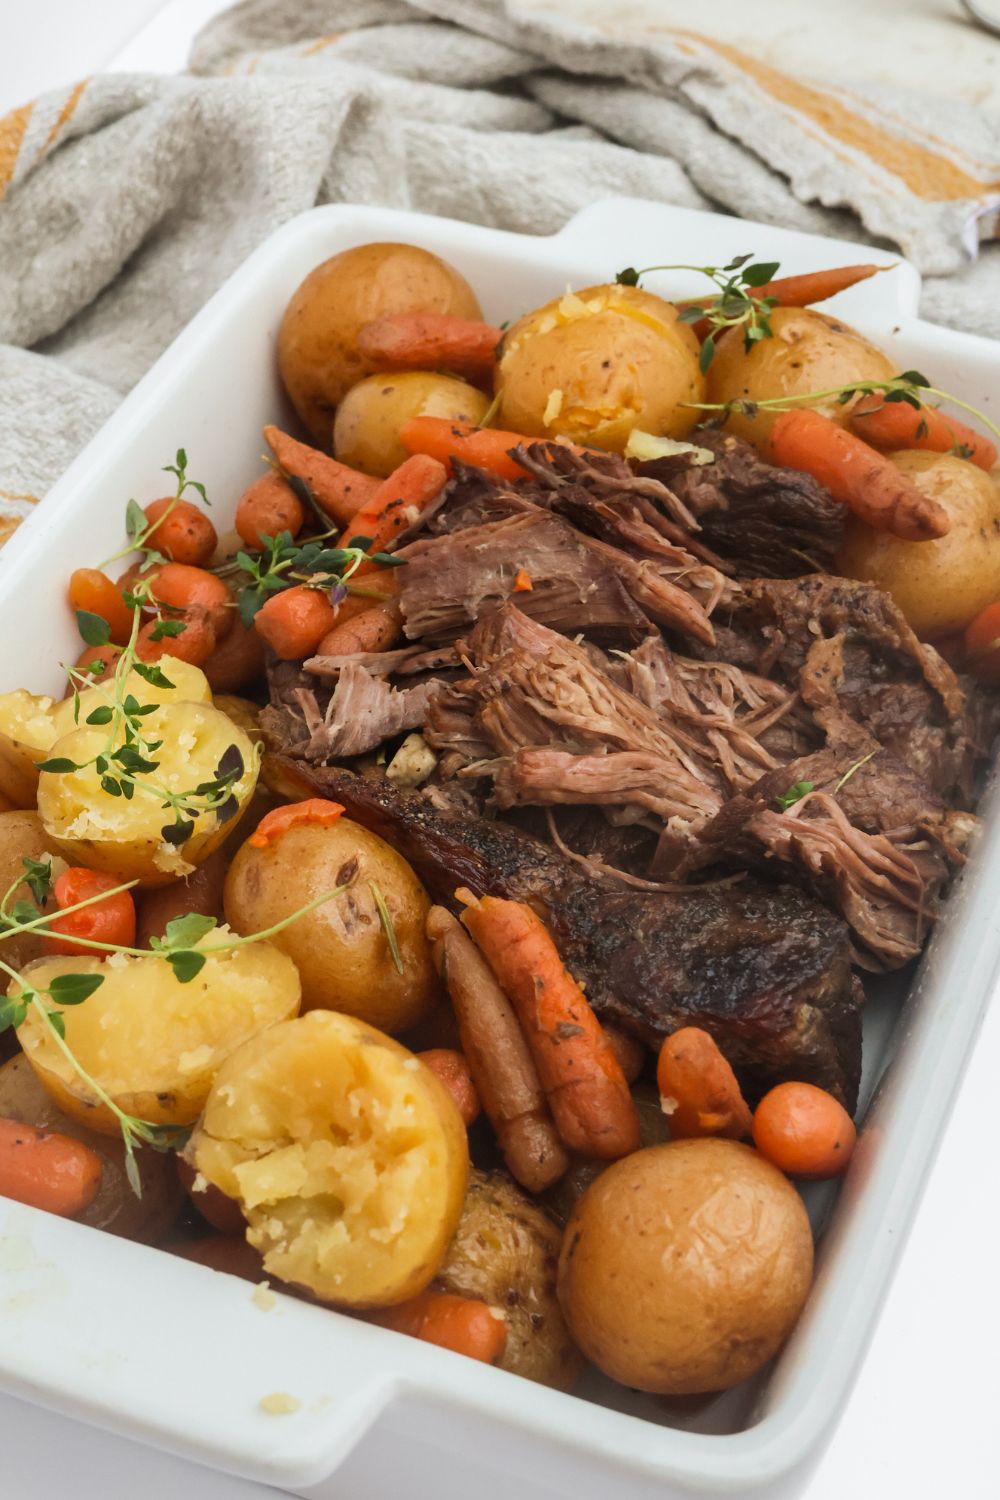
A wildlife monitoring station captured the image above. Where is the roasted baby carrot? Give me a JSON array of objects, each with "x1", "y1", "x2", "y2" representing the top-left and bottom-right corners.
[
  {"x1": 143, "y1": 498, "x2": 218, "y2": 567},
  {"x1": 248, "y1": 798, "x2": 345, "y2": 849},
  {"x1": 752, "y1": 1081, "x2": 856, "y2": 1179},
  {"x1": 426, "y1": 906, "x2": 569, "y2": 1193},
  {"x1": 68, "y1": 568, "x2": 135, "y2": 646},
  {"x1": 235, "y1": 471, "x2": 306, "y2": 548},
  {"x1": 766, "y1": 408, "x2": 950, "y2": 541},
  {"x1": 749, "y1": 263, "x2": 883, "y2": 306},
  {"x1": 252, "y1": 584, "x2": 337, "y2": 659},
  {"x1": 314, "y1": 601, "x2": 402, "y2": 657},
  {"x1": 338, "y1": 454, "x2": 448, "y2": 553},
  {"x1": 137, "y1": 606, "x2": 216, "y2": 666},
  {"x1": 656, "y1": 1027, "x2": 752, "y2": 1140},
  {"x1": 263, "y1": 425, "x2": 381, "y2": 527},
  {"x1": 357, "y1": 313, "x2": 502, "y2": 377},
  {"x1": 70, "y1": 641, "x2": 123, "y2": 687},
  {"x1": 0, "y1": 1116, "x2": 102, "y2": 1217},
  {"x1": 44, "y1": 867, "x2": 137, "y2": 957},
  {"x1": 458, "y1": 893, "x2": 641, "y2": 1160},
  {"x1": 145, "y1": 562, "x2": 234, "y2": 638},
  {"x1": 850, "y1": 395, "x2": 997, "y2": 471},
  {"x1": 400, "y1": 417, "x2": 536, "y2": 481},
  {"x1": 418, "y1": 1048, "x2": 481, "y2": 1126},
  {"x1": 368, "y1": 1291, "x2": 508, "y2": 1365}
]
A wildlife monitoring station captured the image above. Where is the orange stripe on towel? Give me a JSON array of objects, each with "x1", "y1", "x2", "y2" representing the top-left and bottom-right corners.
[{"x1": 0, "y1": 101, "x2": 33, "y2": 201}]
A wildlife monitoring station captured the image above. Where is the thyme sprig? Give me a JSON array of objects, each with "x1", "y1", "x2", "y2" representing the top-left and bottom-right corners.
[
  {"x1": 232, "y1": 531, "x2": 405, "y2": 628},
  {"x1": 689, "y1": 369, "x2": 1000, "y2": 447},
  {"x1": 98, "y1": 449, "x2": 209, "y2": 574},
  {"x1": 616, "y1": 254, "x2": 780, "y2": 370},
  {"x1": 369, "y1": 880, "x2": 404, "y2": 975}
]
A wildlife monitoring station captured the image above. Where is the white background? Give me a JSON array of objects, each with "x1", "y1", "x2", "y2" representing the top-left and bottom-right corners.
[{"x1": 1, "y1": 3, "x2": 998, "y2": 1495}]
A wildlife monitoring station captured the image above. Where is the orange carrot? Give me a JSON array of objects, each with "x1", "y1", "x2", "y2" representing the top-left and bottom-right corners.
[
  {"x1": 70, "y1": 641, "x2": 123, "y2": 687},
  {"x1": 338, "y1": 454, "x2": 448, "y2": 553},
  {"x1": 253, "y1": 584, "x2": 337, "y2": 660},
  {"x1": 137, "y1": 606, "x2": 216, "y2": 667},
  {"x1": 263, "y1": 426, "x2": 381, "y2": 527},
  {"x1": 512, "y1": 569, "x2": 533, "y2": 593},
  {"x1": 248, "y1": 798, "x2": 345, "y2": 849},
  {"x1": 766, "y1": 408, "x2": 950, "y2": 541},
  {"x1": 850, "y1": 396, "x2": 997, "y2": 471},
  {"x1": 68, "y1": 568, "x2": 135, "y2": 646},
  {"x1": 357, "y1": 313, "x2": 502, "y2": 377},
  {"x1": 368, "y1": 1291, "x2": 508, "y2": 1365},
  {"x1": 44, "y1": 868, "x2": 137, "y2": 958},
  {"x1": 458, "y1": 892, "x2": 640, "y2": 1159},
  {"x1": 656, "y1": 1027, "x2": 751, "y2": 1140},
  {"x1": 145, "y1": 562, "x2": 234, "y2": 638},
  {"x1": 418, "y1": 1048, "x2": 481, "y2": 1126},
  {"x1": 679, "y1": 264, "x2": 885, "y2": 340},
  {"x1": 143, "y1": 498, "x2": 218, "y2": 567},
  {"x1": 963, "y1": 601, "x2": 1000, "y2": 684},
  {"x1": 752, "y1": 1081, "x2": 856, "y2": 1179},
  {"x1": 400, "y1": 417, "x2": 537, "y2": 481},
  {"x1": 235, "y1": 472, "x2": 306, "y2": 549},
  {"x1": 0, "y1": 1116, "x2": 103, "y2": 1217},
  {"x1": 313, "y1": 602, "x2": 402, "y2": 657}
]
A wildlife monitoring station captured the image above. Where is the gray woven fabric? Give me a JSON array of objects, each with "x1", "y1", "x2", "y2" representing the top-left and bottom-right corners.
[{"x1": 1, "y1": 0, "x2": 997, "y2": 512}]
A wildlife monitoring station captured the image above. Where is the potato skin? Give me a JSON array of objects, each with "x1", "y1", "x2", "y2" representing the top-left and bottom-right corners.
[
  {"x1": 557, "y1": 1139, "x2": 813, "y2": 1395},
  {"x1": 187, "y1": 1010, "x2": 469, "y2": 1307},
  {"x1": 837, "y1": 451, "x2": 1000, "y2": 637},
  {"x1": 436, "y1": 1170, "x2": 582, "y2": 1390},
  {"x1": 278, "y1": 243, "x2": 483, "y2": 445},
  {"x1": 224, "y1": 817, "x2": 440, "y2": 1034},
  {"x1": 496, "y1": 283, "x2": 704, "y2": 452},
  {"x1": 705, "y1": 307, "x2": 897, "y2": 447},
  {"x1": 334, "y1": 371, "x2": 490, "y2": 477},
  {"x1": 0, "y1": 1053, "x2": 182, "y2": 1243},
  {"x1": 0, "y1": 810, "x2": 61, "y2": 971}
]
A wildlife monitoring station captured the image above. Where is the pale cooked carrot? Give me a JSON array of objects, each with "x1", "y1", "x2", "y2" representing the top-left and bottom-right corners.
[
  {"x1": 235, "y1": 472, "x2": 306, "y2": 548},
  {"x1": 850, "y1": 396, "x2": 997, "y2": 471},
  {"x1": 249, "y1": 798, "x2": 345, "y2": 849},
  {"x1": 338, "y1": 454, "x2": 448, "y2": 553},
  {"x1": 252, "y1": 584, "x2": 337, "y2": 659},
  {"x1": 458, "y1": 893, "x2": 641, "y2": 1160},
  {"x1": 418, "y1": 1048, "x2": 481, "y2": 1126},
  {"x1": 357, "y1": 313, "x2": 502, "y2": 377},
  {"x1": 426, "y1": 906, "x2": 569, "y2": 1193},
  {"x1": 368, "y1": 1291, "x2": 508, "y2": 1365},
  {"x1": 263, "y1": 425, "x2": 381, "y2": 526},
  {"x1": 656, "y1": 1027, "x2": 752, "y2": 1140},
  {"x1": 766, "y1": 408, "x2": 951, "y2": 541},
  {"x1": 0, "y1": 1116, "x2": 102, "y2": 1217},
  {"x1": 314, "y1": 601, "x2": 402, "y2": 656},
  {"x1": 400, "y1": 417, "x2": 538, "y2": 481}
]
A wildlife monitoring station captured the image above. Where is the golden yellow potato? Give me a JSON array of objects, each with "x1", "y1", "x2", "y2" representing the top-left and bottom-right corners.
[
  {"x1": 0, "y1": 690, "x2": 58, "y2": 807},
  {"x1": 436, "y1": 1170, "x2": 582, "y2": 1390},
  {"x1": 224, "y1": 817, "x2": 440, "y2": 1033},
  {"x1": 334, "y1": 371, "x2": 490, "y2": 477},
  {"x1": 278, "y1": 243, "x2": 483, "y2": 445},
  {"x1": 14, "y1": 929, "x2": 300, "y2": 1132},
  {"x1": 212, "y1": 694, "x2": 264, "y2": 748},
  {"x1": 496, "y1": 283, "x2": 705, "y2": 452},
  {"x1": 0, "y1": 1054, "x2": 182, "y2": 1242},
  {"x1": 557, "y1": 1139, "x2": 813, "y2": 1395},
  {"x1": 705, "y1": 306, "x2": 897, "y2": 447},
  {"x1": 50, "y1": 658, "x2": 213, "y2": 741},
  {"x1": 0, "y1": 810, "x2": 61, "y2": 972},
  {"x1": 37, "y1": 698, "x2": 258, "y2": 886},
  {"x1": 838, "y1": 451, "x2": 1000, "y2": 637},
  {"x1": 186, "y1": 1010, "x2": 469, "y2": 1307}
]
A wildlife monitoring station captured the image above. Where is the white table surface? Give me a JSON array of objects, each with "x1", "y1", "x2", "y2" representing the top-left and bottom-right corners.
[{"x1": 1, "y1": 3, "x2": 998, "y2": 1496}]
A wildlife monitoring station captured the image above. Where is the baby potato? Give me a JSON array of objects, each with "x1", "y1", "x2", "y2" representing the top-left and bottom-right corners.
[
  {"x1": 0, "y1": 690, "x2": 58, "y2": 807},
  {"x1": 0, "y1": 810, "x2": 62, "y2": 971},
  {"x1": 14, "y1": 929, "x2": 300, "y2": 1132},
  {"x1": 224, "y1": 816, "x2": 440, "y2": 1033},
  {"x1": 705, "y1": 307, "x2": 897, "y2": 447},
  {"x1": 0, "y1": 1054, "x2": 182, "y2": 1242},
  {"x1": 213, "y1": 694, "x2": 264, "y2": 749},
  {"x1": 334, "y1": 372, "x2": 490, "y2": 478},
  {"x1": 278, "y1": 243, "x2": 483, "y2": 445},
  {"x1": 496, "y1": 283, "x2": 704, "y2": 452},
  {"x1": 436, "y1": 1170, "x2": 582, "y2": 1390},
  {"x1": 186, "y1": 1010, "x2": 469, "y2": 1307},
  {"x1": 838, "y1": 451, "x2": 1000, "y2": 637},
  {"x1": 558, "y1": 1139, "x2": 813, "y2": 1395},
  {"x1": 38, "y1": 698, "x2": 258, "y2": 886},
  {"x1": 50, "y1": 657, "x2": 213, "y2": 741}
]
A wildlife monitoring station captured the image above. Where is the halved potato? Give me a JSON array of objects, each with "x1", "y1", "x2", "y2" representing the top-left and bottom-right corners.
[
  {"x1": 0, "y1": 809, "x2": 62, "y2": 971},
  {"x1": 50, "y1": 657, "x2": 212, "y2": 740},
  {"x1": 37, "y1": 699, "x2": 258, "y2": 885},
  {"x1": 186, "y1": 1010, "x2": 469, "y2": 1307},
  {"x1": 0, "y1": 690, "x2": 59, "y2": 807},
  {"x1": 14, "y1": 929, "x2": 300, "y2": 1131}
]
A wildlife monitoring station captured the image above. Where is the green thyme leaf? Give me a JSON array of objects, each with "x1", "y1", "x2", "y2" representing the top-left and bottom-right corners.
[
  {"x1": 47, "y1": 1011, "x2": 66, "y2": 1040},
  {"x1": 48, "y1": 972, "x2": 105, "y2": 1007},
  {"x1": 125, "y1": 499, "x2": 148, "y2": 541},
  {"x1": 742, "y1": 260, "x2": 780, "y2": 287},
  {"x1": 167, "y1": 949, "x2": 207, "y2": 983},
  {"x1": 76, "y1": 610, "x2": 111, "y2": 647},
  {"x1": 615, "y1": 266, "x2": 640, "y2": 286},
  {"x1": 21, "y1": 856, "x2": 52, "y2": 906},
  {"x1": 150, "y1": 618, "x2": 187, "y2": 642},
  {"x1": 36, "y1": 756, "x2": 82, "y2": 774},
  {"x1": 699, "y1": 334, "x2": 717, "y2": 374},
  {"x1": 775, "y1": 780, "x2": 814, "y2": 812},
  {"x1": 134, "y1": 662, "x2": 175, "y2": 690},
  {"x1": 161, "y1": 913, "x2": 217, "y2": 951},
  {"x1": 86, "y1": 706, "x2": 114, "y2": 726}
]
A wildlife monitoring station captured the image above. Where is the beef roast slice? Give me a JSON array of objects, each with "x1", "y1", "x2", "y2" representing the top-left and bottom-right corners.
[
  {"x1": 261, "y1": 657, "x2": 438, "y2": 761},
  {"x1": 272, "y1": 759, "x2": 862, "y2": 1107},
  {"x1": 638, "y1": 429, "x2": 845, "y2": 578}
]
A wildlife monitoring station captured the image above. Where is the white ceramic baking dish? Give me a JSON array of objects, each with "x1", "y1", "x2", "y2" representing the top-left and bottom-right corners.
[{"x1": 0, "y1": 197, "x2": 997, "y2": 1499}]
